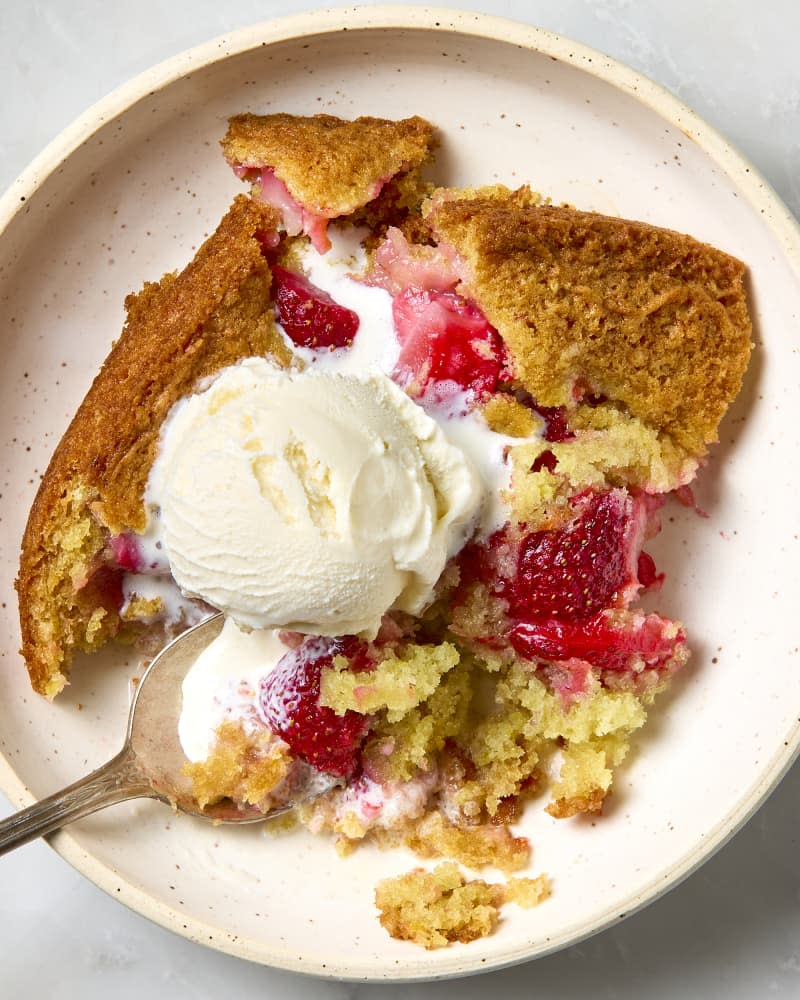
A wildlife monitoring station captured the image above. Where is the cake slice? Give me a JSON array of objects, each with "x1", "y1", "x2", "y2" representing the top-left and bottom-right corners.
[
  {"x1": 16, "y1": 196, "x2": 288, "y2": 697},
  {"x1": 222, "y1": 112, "x2": 436, "y2": 251},
  {"x1": 424, "y1": 189, "x2": 752, "y2": 460}
]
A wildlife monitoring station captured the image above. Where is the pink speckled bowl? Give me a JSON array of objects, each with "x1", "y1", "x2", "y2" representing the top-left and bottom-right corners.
[{"x1": 0, "y1": 6, "x2": 799, "y2": 981}]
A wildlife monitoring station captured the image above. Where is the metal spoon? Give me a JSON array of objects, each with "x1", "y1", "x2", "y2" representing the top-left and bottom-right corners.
[{"x1": 0, "y1": 613, "x2": 336, "y2": 855}]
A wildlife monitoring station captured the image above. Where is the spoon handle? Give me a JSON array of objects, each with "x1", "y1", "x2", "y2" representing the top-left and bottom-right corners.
[{"x1": 0, "y1": 745, "x2": 154, "y2": 856}]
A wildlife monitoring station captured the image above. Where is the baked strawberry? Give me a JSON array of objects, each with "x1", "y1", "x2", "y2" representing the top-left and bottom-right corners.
[
  {"x1": 391, "y1": 287, "x2": 509, "y2": 401},
  {"x1": 509, "y1": 609, "x2": 685, "y2": 673},
  {"x1": 272, "y1": 265, "x2": 359, "y2": 350},
  {"x1": 528, "y1": 404, "x2": 573, "y2": 443},
  {"x1": 531, "y1": 450, "x2": 558, "y2": 473},
  {"x1": 506, "y1": 490, "x2": 648, "y2": 620},
  {"x1": 636, "y1": 551, "x2": 664, "y2": 591},
  {"x1": 367, "y1": 227, "x2": 460, "y2": 296},
  {"x1": 258, "y1": 635, "x2": 373, "y2": 776},
  {"x1": 109, "y1": 533, "x2": 142, "y2": 573},
  {"x1": 109, "y1": 532, "x2": 170, "y2": 575}
]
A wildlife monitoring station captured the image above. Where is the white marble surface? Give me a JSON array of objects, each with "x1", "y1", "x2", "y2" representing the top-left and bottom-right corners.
[{"x1": 2, "y1": 1, "x2": 799, "y2": 996}]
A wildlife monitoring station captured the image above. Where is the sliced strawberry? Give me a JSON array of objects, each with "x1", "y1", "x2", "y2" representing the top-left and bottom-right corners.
[
  {"x1": 237, "y1": 166, "x2": 331, "y2": 253},
  {"x1": 456, "y1": 491, "x2": 651, "y2": 624},
  {"x1": 531, "y1": 449, "x2": 558, "y2": 473},
  {"x1": 528, "y1": 404, "x2": 573, "y2": 443},
  {"x1": 258, "y1": 635, "x2": 373, "y2": 777},
  {"x1": 636, "y1": 551, "x2": 664, "y2": 591},
  {"x1": 510, "y1": 490, "x2": 647, "y2": 620},
  {"x1": 258, "y1": 169, "x2": 305, "y2": 236},
  {"x1": 391, "y1": 288, "x2": 509, "y2": 401},
  {"x1": 367, "y1": 227, "x2": 460, "y2": 296},
  {"x1": 272, "y1": 266, "x2": 359, "y2": 350},
  {"x1": 508, "y1": 610, "x2": 685, "y2": 673},
  {"x1": 109, "y1": 533, "x2": 142, "y2": 573}
]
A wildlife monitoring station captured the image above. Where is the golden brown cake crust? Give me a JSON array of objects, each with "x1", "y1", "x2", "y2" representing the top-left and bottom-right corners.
[
  {"x1": 17, "y1": 195, "x2": 287, "y2": 696},
  {"x1": 427, "y1": 194, "x2": 752, "y2": 457},
  {"x1": 222, "y1": 113, "x2": 436, "y2": 217}
]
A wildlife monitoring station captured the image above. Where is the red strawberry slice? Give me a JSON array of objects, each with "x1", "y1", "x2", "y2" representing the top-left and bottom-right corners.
[
  {"x1": 272, "y1": 266, "x2": 359, "y2": 350},
  {"x1": 109, "y1": 532, "x2": 170, "y2": 575},
  {"x1": 391, "y1": 287, "x2": 509, "y2": 401},
  {"x1": 367, "y1": 227, "x2": 461, "y2": 296},
  {"x1": 258, "y1": 635, "x2": 373, "y2": 777},
  {"x1": 109, "y1": 533, "x2": 142, "y2": 573},
  {"x1": 456, "y1": 491, "x2": 653, "y2": 621},
  {"x1": 528, "y1": 404, "x2": 573, "y2": 443},
  {"x1": 506, "y1": 490, "x2": 648, "y2": 620},
  {"x1": 636, "y1": 551, "x2": 664, "y2": 591},
  {"x1": 508, "y1": 609, "x2": 685, "y2": 673},
  {"x1": 531, "y1": 449, "x2": 558, "y2": 473}
]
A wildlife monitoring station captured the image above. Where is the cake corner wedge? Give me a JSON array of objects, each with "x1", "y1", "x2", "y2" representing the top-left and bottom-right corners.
[
  {"x1": 425, "y1": 189, "x2": 753, "y2": 461},
  {"x1": 16, "y1": 195, "x2": 285, "y2": 698},
  {"x1": 222, "y1": 112, "x2": 437, "y2": 250}
]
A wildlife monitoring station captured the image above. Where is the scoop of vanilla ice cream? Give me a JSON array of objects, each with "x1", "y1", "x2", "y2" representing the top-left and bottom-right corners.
[{"x1": 147, "y1": 359, "x2": 482, "y2": 636}]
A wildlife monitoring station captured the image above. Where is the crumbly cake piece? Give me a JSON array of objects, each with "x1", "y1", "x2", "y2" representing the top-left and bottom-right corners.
[
  {"x1": 504, "y1": 875, "x2": 551, "y2": 909},
  {"x1": 16, "y1": 196, "x2": 287, "y2": 697},
  {"x1": 287, "y1": 633, "x2": 673, "y2": 850},
  {"x1": 375, "y1": 863, "x2": 505, "y2": 948},
  {"x1": 321, "y1": 641, "x2": 461, "y2": 720},
  {"x1": 374, "y1": 862, "x2": 550, "y2": 949},
  {"x1": 426, "y1": 191, "x2": 752, "y2": 458},
  {"x1": 185, "y1": 720, "x2": 291, "y2": 809},
  {"x1": 222, "y1": 113, "x2": 435, "y2": 219},
  {"x1": 397, "y1": 812, "x2": 530, "y2": 874}
]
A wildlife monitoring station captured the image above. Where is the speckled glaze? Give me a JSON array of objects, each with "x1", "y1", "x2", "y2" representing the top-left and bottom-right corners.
[{"x1": 0, "y1": 6, "x2": 799, "y2": 982}]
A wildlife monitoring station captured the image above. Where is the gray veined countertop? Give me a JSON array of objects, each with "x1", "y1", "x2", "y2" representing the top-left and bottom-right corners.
[{"x1": 1, "y1": 2, "x2": 799, "y2": 997}]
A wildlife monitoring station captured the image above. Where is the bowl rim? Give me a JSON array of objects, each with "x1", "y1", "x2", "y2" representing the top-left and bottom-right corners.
[{"x1": 1, "y1": 4, "x2": 799, "y2": 982}]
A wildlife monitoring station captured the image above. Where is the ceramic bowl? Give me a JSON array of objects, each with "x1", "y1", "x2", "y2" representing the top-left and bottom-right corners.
[{"x1": 1, "y1": 6, "x2": 799, "y2": 981}]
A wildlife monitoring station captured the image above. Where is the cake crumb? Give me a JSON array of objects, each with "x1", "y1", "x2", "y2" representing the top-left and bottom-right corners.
[
  {"x1": 184, "y1": 720, "x2": 290, "y2": 808},
  {"x1": 505, "y1": 874, "x2": 552, "y2": 908},
  {"x1": 375, "y1": 862, "x2": 503, "y2": 948},
  {"x1": 374, "y1": 861, "x2": 550, "y2": 948}
]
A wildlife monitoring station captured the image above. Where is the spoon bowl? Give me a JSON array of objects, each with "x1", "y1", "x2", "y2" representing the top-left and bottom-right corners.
[
  {"x1": 126, "y1": 613, "x2": 267, "y2": 822},
  {"x1": 0, "y1": 613, "x2": 336, "y2": 854}
]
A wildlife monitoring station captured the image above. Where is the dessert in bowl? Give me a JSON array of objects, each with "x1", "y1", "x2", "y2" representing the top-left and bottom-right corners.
[{"x1": 16, "y1": 113, "x2": 751, "y2": 947}]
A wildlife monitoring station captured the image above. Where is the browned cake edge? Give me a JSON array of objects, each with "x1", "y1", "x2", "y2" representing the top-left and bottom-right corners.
[
  {"x1": 16, "y1": 195, "x2": 286, "y2": 697},
  {"x1": 426, "y1": 192, "x2": 753, "y2": 458},
  {"x1": 221, "y1": 113, "x2": 436, "y2": 218}
]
